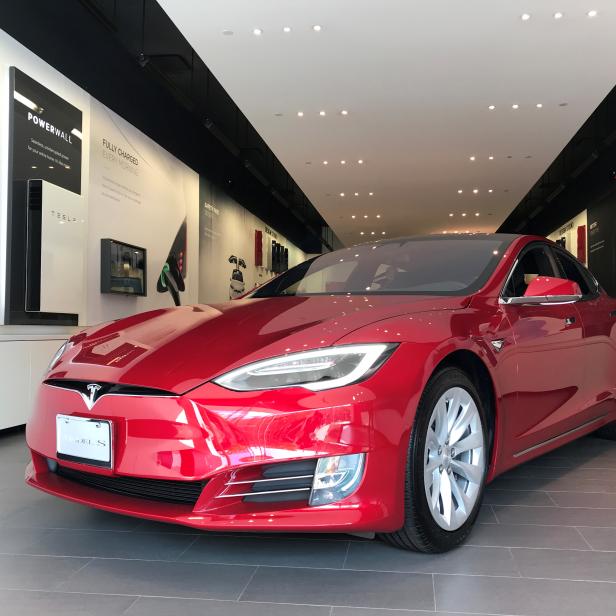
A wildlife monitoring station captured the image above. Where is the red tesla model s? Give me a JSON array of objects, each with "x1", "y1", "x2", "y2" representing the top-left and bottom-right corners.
[{"x1": 26, "y1": 234, "x2": 616, "y2": 552}]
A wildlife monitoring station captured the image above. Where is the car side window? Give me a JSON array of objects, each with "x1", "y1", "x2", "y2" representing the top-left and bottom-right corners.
[
  {"x1": 553, "y1": 249, "x2": 594, "y2": 297},
  {"x1": 503, "y1": 245, "x2": 558, "y2": 298}
]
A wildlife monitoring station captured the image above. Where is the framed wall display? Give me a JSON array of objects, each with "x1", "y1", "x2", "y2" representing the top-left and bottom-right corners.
[{"x1": 100, "y1": 239, "x2": 147, "y2": 296}]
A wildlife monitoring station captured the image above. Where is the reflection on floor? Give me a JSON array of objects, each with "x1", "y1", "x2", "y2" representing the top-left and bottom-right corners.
[{"x1": 1, "y1": 428, "x2": 616, "y2": 615}]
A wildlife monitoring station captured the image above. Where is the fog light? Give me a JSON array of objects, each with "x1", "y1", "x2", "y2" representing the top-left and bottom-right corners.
[{"x1": 309, "y1": 453, "x2": 365, "y2": 506}]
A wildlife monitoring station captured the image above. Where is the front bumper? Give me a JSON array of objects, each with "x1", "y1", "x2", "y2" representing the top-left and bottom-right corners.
[{"x1": 26, "y1": 371, "x2": 416, "y2": 532}]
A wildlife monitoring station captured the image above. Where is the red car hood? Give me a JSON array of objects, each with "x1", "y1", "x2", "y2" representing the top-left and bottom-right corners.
[{"x1": 50, "y1": 294, "x2": 469, "y2": 393}]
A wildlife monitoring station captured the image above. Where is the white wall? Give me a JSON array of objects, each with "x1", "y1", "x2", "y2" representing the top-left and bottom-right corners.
[
  {"x1": 86, "y1": 100, "x2": 199, "y2": 324},
  {"x1": 199, "y1": 180, "x2": 306, "y2": 304},
  {"x1": 0, "y1": 28, "x2": 91, "y2": 323}
]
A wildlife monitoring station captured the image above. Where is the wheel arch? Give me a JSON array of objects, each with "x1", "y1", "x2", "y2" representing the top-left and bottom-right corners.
[{"x1": 430, "y1": 349, "x2": 498, "y2": 471}]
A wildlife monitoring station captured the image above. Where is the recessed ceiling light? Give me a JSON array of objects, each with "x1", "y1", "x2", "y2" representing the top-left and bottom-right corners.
[
  {"x1": 512, "y1": 104, "x2": 519, "y2": 109},
  {"x1": 363, "y1": 215, "x2": 368, "y2": 218},
  {"x1": 340, "y1": 192, "x2": 345, "y2": 197},
  {"x1": 457, "y1": 189, "x2": 463, "y2": 194},
  {"x1": 488, "y1": 155, "x2": 494, "y2": 160},
  {"x1": 475, "y1": 212, "x2": 480, "y2": 217},
  {"x1": 222, "y1": 29, "x2": 234, "y2": 36},
  {"x1": 473, "y1": 189, "x2": 479, "y2": 194},
  {"x1": 312, "y1": 24, "x2": 322, "y2": 31},
  {"x1": 559, "y1": 102, "x2": 569, "y2": 107},
  {"x1": 341, "y1": 109, "x2": 348, "y2": 116},
  {"x1": 319, "y1": 110, "x2": 326, "y2": 116},
  {"x1": 368, "y1": 192, "x2": 374, "y2": 196},
  {"x1": 521, "y1": 13, "x2": 531, "y2": 21},
  {"x1": 554, "y1": 12, "x2": 564, "y2": 19},
  {"x1": 443, "y1": 231, "x2": 447, "y2": 234},
  {"x1": 31, "y1": 165, "x2": 37, "y2": 169},
  {"x1": 297, "y1": 111, "x2": 304, "y2": 117},
  {"x1": 283, "y1": 26, "x2": 291, "y2": 33},
  {"x1": 449, "y1": 213, "x2": 454, "y2": 217},
  {"x1": 381, "y1": 231, "x2": 386, "y2": 235},
  {"x1": 340, "y1": 160, "x2": 346, "y2": 165},
  {"x1": 462, "y1": 212, "x2": 467, "y2": 217},
  {"x1": 536, "y1": 103, "x2": 543, "y2": 108},
  {"x1": 323, "y1": 160, "x2": 328, "y2": 165},
  {"x1": 354, "y1": 192, "x2": 359, "y2": 196},
  {"x1": 360, "y1": 231, "x2": 364, "y2": 235},
  {"x1": 488, "y1": 105, "x2": 496, "y2": 110},
  {"x1": 351, "y1": 215, "x2": 356, "y2": 219},
  {"x1": 488, "y1": 189, "x2": 494, "y2": 193},
  {"x1": 376, "y1": 214, "x2": 381, "y2": 218},
  {"x1": 371, "y1": 231, "x2": 375, "y2": 235},
  {"x1": 587, "y1": 10, "x2": 598, "y2": 18},
  {"x1": 469, "y1": 156, "x2": 476, "y2": 161},
  {"x1": 358, "y1": 159, "x2": 364, "y2": 164},
  {"x1": 253, "y1": 28, "x2": 263, "y2": 36}
]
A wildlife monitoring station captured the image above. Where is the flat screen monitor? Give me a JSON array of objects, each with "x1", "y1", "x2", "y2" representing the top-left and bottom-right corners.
[{"x1": 100, "y1": 239, "x2": 147, "y2": 296}]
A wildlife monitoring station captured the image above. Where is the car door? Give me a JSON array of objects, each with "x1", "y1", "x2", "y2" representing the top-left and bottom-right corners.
[
  {"x1": 498, "y1": 242, "x2": 586, "y2": 461},
  {"x1": 552, "y1": 247, "x2": 616, "y2": 423}
]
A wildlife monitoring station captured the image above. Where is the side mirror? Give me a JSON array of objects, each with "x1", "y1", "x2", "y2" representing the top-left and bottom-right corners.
[
  {"x1": 525, "y1": 276, "x2": 581, "y2": 298},
  {"x1": 501, "y1": 276, "x2": 582, "y2": 306}
]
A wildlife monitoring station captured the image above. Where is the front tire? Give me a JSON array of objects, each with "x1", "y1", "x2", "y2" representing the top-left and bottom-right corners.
[{"x1": 379, "y1": 367, "x2": 489, "y2": 552}]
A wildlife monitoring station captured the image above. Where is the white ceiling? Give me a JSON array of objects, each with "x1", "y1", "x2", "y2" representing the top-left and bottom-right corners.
[{"x1": 158, "y1": 0, "x2": 616, "y2": 246}]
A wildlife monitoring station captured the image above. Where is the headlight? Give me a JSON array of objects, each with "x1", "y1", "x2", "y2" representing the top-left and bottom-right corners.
[
  {"x1": 47, "y1": 341, "x2": 69, "y2": 372},
  {"x1": 214, "y1": 343, "x2": 397, "y2": 392}
]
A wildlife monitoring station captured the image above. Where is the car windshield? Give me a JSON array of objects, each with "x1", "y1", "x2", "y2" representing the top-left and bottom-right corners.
[{"x1": 251, "y1": 236, "x2": 512, "y2": 297}]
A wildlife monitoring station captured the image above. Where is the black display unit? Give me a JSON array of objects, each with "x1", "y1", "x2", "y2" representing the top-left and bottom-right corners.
[{"x1": 100, "y1": 239, "x2": 147, "y2": 296}]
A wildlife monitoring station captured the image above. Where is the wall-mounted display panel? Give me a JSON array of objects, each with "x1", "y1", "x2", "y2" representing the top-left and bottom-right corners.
[{"x1": 100, "y1": 239, "x2": 147, "y2": 296}]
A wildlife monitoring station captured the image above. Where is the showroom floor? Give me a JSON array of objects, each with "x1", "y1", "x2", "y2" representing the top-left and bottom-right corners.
[{"x1": 1, "y1": 429, "x2": 616, "y2": 616}]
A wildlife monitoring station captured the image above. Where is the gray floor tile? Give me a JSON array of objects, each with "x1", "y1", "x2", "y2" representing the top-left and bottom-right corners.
[
  {"x1": 0, "y1": 554, "x2": 89, "y2": 590},
  {"x1": 127, "y1": 596, "x2": 330, "y2": 616},
  {"x1": 484, "y1": 489, "x2": 554, "y2": 506},
  {"x1": 511, "y1": 546, "x2": 616, "y2": 582},
  {"x1": 19, "y1": 528, "x2": 196, "y2": 560},
  {"x1": 493, "y1": 505, "x2": 616, "y2": 527},
  {"x1": 0, "y1": 527, "x2": 52, "y2": 554},
  {"x1": 333, "y1": 610, "x2": 479, "y2": 616},
  {"x1": 548, "y1": 491, "x2": 616, "y2": 508},
  {"x1": 58, "y1": 557, "x2": 256, "y2": 600},
  {"x1": 0, "y1": 495, "x2": 141, "y2": 531},
  {"x1": 489, "y1": 474, "x2": 616, "y2": 493},
  {"x1": 179, "y1": 534, "x2": 349, "y2": 568},
  {"x1": 345, "y1": 542, "x2": 519, "y2": 576},
  {"x1": 241, "y1": 566, "x2": 435, "y2": 610},
  {"x1": 467, "y1": 522, "x2": 589, "y2": 550},
  {"x1": 476, "y1": 505, "x2": 498, "y2": 524},
  {"x1": 0, "y1": 588, "x2": 137, "y2": 615},
  {"x1": 577, "y1": 526, "x2": 616, "y2": 551},
  {"x1": 435, "y1": 573, "x2": 616, "y2": 616}
]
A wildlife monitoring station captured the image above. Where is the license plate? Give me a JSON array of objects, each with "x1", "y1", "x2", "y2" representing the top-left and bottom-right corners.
[{"x1": 56, "y1": 414, "x2": 112, "y2": 468}]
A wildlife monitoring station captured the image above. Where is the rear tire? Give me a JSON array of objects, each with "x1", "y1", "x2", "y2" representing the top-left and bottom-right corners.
[
  {"x1": 595, "y1": 422, "x2": 616, "y2": 441},
  {"x1": 379, "y1": 367, "x2": 489, "y2": 552}
]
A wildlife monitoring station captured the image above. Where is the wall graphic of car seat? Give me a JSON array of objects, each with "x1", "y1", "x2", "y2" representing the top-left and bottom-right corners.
[
  {"x1": 229, "y1": 255, "x2": 247, "y2": 299},
  {"x1": 157, "y1": 219, "x2": 187, "y2": 306}
]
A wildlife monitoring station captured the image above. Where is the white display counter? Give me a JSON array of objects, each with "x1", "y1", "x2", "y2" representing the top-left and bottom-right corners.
[{"x1": 0, "y1": 326, "x2": 77, "y2": 430}]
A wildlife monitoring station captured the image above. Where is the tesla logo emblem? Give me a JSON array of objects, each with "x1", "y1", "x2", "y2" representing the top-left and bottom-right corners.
[
  {"x1": 85, "y1": 383, "x2": 102, "y2": 409},
  {"x1": 491, "y1": 339, "x2": 505, "y2": 352}
]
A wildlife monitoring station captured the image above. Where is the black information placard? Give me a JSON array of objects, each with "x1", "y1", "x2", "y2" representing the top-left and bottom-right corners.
[{"x1": 11, "y1": 67, "x2": 82, "y2": 195}]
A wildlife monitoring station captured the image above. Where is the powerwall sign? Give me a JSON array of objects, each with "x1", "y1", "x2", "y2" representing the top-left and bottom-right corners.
[{"x1": 10, "y1": 67, "x2": 83, "y2": 194}]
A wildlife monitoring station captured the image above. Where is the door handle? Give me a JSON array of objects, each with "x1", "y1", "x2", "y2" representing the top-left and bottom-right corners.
[{"x1": 564, "y1": 316, "x2": 576, "y2": 326}]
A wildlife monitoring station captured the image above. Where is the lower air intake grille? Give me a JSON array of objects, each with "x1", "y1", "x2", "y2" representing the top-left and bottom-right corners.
[
  {"x1": 56, "y1": 465, "x2": 206, "y2": 505},
  {"x1": 243, "y1": 459, "x2": 317, "y2": 503}
]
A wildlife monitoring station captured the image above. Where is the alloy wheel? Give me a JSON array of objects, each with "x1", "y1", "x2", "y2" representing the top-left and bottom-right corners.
[{"x1": 423, "y1": 386, "x2": 485, "y2": 531}]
